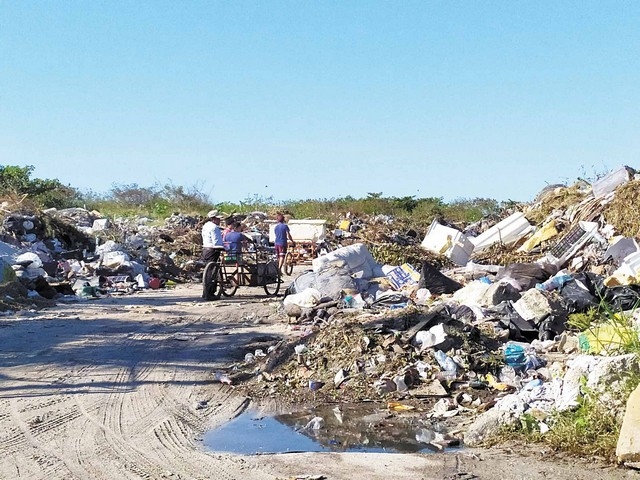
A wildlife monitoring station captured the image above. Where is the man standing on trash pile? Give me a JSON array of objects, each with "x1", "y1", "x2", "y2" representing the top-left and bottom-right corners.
[
  {"x1": 274, "y1": 213, "x2": 295, "y2": 275},
  {"x1": 201, "y1": 210, "x2": 224, "y2": 263}
]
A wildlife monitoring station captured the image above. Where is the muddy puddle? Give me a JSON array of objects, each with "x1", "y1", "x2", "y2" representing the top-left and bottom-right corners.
[{"x1": 204, "y1": 403, "x2": 461, "y2": 454}]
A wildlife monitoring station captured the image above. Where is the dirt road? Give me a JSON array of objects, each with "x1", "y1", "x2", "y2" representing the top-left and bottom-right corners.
[{"x1": 0, "y1": 281, "x2": 637, "y2": 480}]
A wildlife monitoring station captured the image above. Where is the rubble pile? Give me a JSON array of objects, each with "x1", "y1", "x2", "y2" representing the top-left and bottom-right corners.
[
  {"x1": 234, "y1": 166, "x2": 640, "y2": 461},
  {"x1": 0, "y1": 166, "x2": 637, "y2": 458},
  {"x1": 0, "y1": 205, "x2": 282, "y2": 306},
  {"x1": 244, "y1": 308, "x2": 502, "y2": 406},
  {"x1": 0, "y1": 208, "x2": 208, "y2": 307}
]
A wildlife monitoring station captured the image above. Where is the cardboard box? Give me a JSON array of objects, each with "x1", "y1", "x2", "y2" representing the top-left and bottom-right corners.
[{"x1": 386, "y1": 263, "x2": 420, "y2": 290}]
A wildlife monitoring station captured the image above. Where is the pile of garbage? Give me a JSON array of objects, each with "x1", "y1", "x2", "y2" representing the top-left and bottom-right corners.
[
  {"x1": 0, "y1": 202, "x2": 285, "y2": 307},
  {"x1": 236, "y1": 166, "x2": 640, "y2": 462},
  {"x1": 0, "y1": 208, "x2": 203, "y2": 306}
]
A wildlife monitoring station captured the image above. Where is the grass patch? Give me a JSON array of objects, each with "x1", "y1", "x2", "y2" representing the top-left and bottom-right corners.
[
  {"x1": 542, "y1": 392, "x2": 622, "y2": 459},
  {"x1": 525, "y1": 183, "x2": 589, "y2": 225},
  {"x1": 602, "y1": 180, "x2": 640, "y2": 237},
  {"x1": 568, "y1": 297, "x2": 640, "y2": 355}
]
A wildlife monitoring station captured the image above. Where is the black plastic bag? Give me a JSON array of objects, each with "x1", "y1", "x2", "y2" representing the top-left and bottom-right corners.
[
  {"x1": 483, "y1": 282, "x2": 521, "y2": 306},
  {"x1": 559, "y1": 279, "x2": 598, "y2": 313},
  {"x1": 417, "y1": 261, "x2": 462, "y2": 294},
  {"x1": 538, "y1": 314, "x2": 567, "y2": 341},
  {"x1": 447, "y1": 304, "x2": 477, "y2": 323},
  {"x1": 603, "y1": 286, "x2": 640, "y2": 311},
  {"x1": 579, "y1": 272, "x2": 640, "y2": 311},
  {"x1": 488, "y1": 301, "x2": 538, "y2": 341},
  {"x1": 495, "y1": 262, "x2": 558, "y2": 291}
]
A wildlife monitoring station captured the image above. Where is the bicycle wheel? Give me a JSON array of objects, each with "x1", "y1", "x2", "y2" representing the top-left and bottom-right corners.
[
  {"x1": 202, "y1": 262, "x2": 222, "y2": 301},
  {"x1": 283, "y1": 253, "x2": 294, "y2": 276},
  {"x1": 263, "y1": 278, "x2": 281, "y2": 296},
  {"x1": 263, "y1": 261, "x2": 282, "y2": 296},
  {"x1": 222, "y1": 267, "x2": 238, "y2": 297}
]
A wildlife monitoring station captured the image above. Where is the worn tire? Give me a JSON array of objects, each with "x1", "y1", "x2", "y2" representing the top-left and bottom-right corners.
[
  {"x1": 222, "y1": 278, "x2": 238, "y2": 297},
  {"x1": 263, "y1": 261, "x2": 282, "y2": 296}
]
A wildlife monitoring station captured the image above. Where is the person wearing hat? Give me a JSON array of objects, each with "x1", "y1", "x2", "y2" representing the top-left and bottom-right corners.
[{"x1": 202, "y1": 210, "x2": 224, "y2": 263}]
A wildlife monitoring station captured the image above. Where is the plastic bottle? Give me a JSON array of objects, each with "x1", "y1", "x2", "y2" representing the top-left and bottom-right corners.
[
  {"x1": 504, "y1": 343, "x2": 527, "y2": 371},
  {"x1": 536, "y1": 274, "x2": 573, "y2": 291},
  {"x1": 434, "y1": 350, "x2": 458, "y2": 378}
]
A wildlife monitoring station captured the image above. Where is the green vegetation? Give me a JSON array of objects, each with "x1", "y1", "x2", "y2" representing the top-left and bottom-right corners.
[
  {"x1": 0, "y1": 165, "x2": 80, "y2": 210},
  {"x1": 490, "y1": 371, "x2": 640, "y2": 461},
  {"x1": 85, "y1": 182, "x2": 212, "y2": 219},
  {"x1": 496, "y1": 295, "x2": 640, "y2": 462},
  {"x1": 219, "y1": 192, "x2": 511, "y2": 229},
  {"x1": 0, "y1": 165, "x2": 515, "y2": 226},
  {"x1": 567, "y1": 297, "x2": 640, "y2": 355}
]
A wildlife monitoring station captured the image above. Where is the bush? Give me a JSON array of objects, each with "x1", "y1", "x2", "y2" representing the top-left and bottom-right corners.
[
  {"x1": 85, "y1": 182, "x2": 214, "y2": 219},
  {"x1": 0, "y1": 165, "x2": 81, "y2": 209}
]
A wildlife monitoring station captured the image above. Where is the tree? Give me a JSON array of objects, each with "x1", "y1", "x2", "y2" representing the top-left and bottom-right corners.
[{"x1": 0, "y1": 165, "x2": 80, "y2": 209}]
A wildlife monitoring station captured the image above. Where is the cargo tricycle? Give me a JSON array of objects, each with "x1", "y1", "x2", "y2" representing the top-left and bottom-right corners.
[{"x1": 202, "y1": 246, "x2": 281, "y2": 300}]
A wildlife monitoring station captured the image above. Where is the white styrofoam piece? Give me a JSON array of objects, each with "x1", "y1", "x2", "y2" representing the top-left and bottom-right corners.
[
  {"x1": 420, "y1": 219, "x2": 474, "y2": 266},
  {"x1": 592, "y1": 166, "x2": 633, "y2": 198},
  {"x1": 469, "y1": 212, "x2": 534, "y2": 252}
]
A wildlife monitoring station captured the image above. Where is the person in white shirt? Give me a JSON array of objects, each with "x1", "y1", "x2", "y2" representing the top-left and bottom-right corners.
[{"x1": 201, "y1": 210, "x2": 224, "y2": 263}]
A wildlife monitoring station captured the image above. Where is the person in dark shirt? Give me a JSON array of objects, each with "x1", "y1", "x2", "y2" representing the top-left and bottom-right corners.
[
  {"x1": 224, "y1": 222, "x2": 245, "y2": 254},
  {"x1": 222, "y1": 222, "x2": 248, "y2": 287},
  {"x1": 274, "y1": 213, "x2": 295, "y2": 275}
]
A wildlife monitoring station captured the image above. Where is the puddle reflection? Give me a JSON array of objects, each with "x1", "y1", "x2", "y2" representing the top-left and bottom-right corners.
[{"x1": 204, "y1": 403, "x2": 459, "y2": 455}]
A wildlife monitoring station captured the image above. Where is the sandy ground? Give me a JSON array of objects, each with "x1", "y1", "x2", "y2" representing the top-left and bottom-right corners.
[{"x1": 0, "y1": 273, "x2": 638, "y2": 480}]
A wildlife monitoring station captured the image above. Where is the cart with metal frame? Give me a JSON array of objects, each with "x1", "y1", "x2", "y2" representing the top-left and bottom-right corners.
[{"x1": 202, "y1": 246, "x2": 281, "y2": 300}]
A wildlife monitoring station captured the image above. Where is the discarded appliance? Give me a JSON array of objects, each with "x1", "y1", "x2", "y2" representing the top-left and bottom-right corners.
[
  {"x1": 545, "y1": 221, "x2": 600, "y2": 267},
  {"x1": 269, "y1": 219, "x2": 327, "y2": 243},
  {"x1": 469, "y1": 212, "x2": 534, "y2": 253},
  {"x1": 420, "y1": 220, "x2": 474, "y2": 266}
]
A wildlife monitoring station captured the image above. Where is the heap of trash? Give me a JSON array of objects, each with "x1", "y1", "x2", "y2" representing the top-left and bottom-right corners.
[
  {"x1": 233, "y1": 166, "x2": 640, "y2": 464},
  {"x1": 0, "y1": 201, "x2": 287, "y2": 308},
  {"x1": 2, "y1": 166, "x2": 640, "y2": 463}
]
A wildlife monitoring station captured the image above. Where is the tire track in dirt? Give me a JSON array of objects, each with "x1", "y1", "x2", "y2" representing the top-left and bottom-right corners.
[
  {"x1": 121, "y1": 315, "x2": 257, "y2": 479},
  {"x1": 68, "y1": 321, "x2": 222, "y2": 479},
  {"x1": 63, "y1": 322, "x2": 167, "y2": 475},
  {"x1": 104, "y1": 308, "x2": 272, "y2": 480},
  {"x1": 0, "y1": 286, "x2": 284, "y2": 480},
  {"x1": 9, "y1": 397, "x2": 84, "y2": 479},
  {"x1": 74, "y1": 367, "x2": 166, "y2": 479}
]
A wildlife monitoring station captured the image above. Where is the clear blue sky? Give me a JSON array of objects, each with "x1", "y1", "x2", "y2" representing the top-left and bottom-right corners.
[{"x1": 1, "y1": 1, "x2": 639, "y2": 204}]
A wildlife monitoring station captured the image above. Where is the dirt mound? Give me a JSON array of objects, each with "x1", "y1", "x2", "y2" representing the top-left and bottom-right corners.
[{"x1": 0, "y1": 281, "x2": 55, "y2": 311}]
